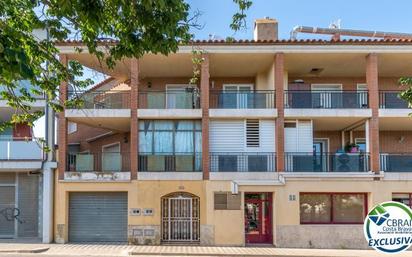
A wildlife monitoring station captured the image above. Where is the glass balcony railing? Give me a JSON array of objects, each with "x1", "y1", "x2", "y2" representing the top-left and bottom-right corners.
[
  {"x1": 285, "y1": 152, "x2": 370, "y2": 172},
  {"x1": 209, "y1": 152, "x2": 276, "y2": 172},
  {"x1": 138, "y1": 90, "x2": 200, "y2": 109},
  {"x1": 138, "y1": 153, "x2": 202, "y2": 172},
  {"x1": 210, "y1": 90, "x2": 275, "y2": 109},
  {"x1": 284, "y1": 91, "x2": 369, "y2": 109},
  {"x1": 67, "y1": 152, "x2": 130, "y2": 172},
  {"x1": 0, "y1": 80, "x2": 45, "y2": 100},
  {"x1": 379, "y1": 91, "x2": 409, "y2": 108},
  {"x1": 380, "y1": 153, "x2": 412, "y2": 172},
  {"x1": 0, "y1": 138, "x2": 43, "y2": 160},
  {"x1": 68, "y1": 90, "x2": 130, "y2": 109}
]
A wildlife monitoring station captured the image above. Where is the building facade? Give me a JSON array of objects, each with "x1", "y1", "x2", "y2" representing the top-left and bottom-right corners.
[
  {"x1": 54, "y1": 18, "x2": 412, "y2": 248},
  {"x1": 0, "y1": 81, "x2": 56, "y2": 243}
]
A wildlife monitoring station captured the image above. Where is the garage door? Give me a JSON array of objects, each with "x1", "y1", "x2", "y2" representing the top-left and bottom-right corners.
[{"x1": 69, "y1": 192, "x2": 127, "y2": 242}]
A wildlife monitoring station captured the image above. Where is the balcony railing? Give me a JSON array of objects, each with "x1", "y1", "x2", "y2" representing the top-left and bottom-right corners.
[
  {"x1": 0, "y1": 80, "x2": 45, "y2": 100},
  {"x1": 380, "y1": 153, "x2": 412, "y2": 172},
  {"x1": 68, "y1": 90, "x2": 130, "y2": 109},
  {"x1": 210, "y1": 90, "x2": 275, "y2": 109},
  {"x1": 0, "y1": 137, "x2": 43, "y2": 160},
  {"x1": 67, "y1": 152, "x2": 130, "y2": 172},
  {"x1": 210, "y1": 152, "x2": 276, "y2": 172},
  {"x1": 379, "y1": 91, "x2": 409, "y2": 109},
  {"x1": 138, "y1": 90, "x2": 200, "y2": 109},
  {"x1": 285, "y1": 152, "x2": 370, "y2": 172},
  {"x1": 284, "y1": 91, "x2": 369, "y2": 108},
  {"x1": 138, "y1": 153, "x2": 202, "y2": 172}
]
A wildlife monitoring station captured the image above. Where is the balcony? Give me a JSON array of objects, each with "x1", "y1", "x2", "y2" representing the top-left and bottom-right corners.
[
  {"x1": 0, "y1": 138, "x2": 43, "y2": 161},
  {"x1": 68, "y1": 90, "x2": 130, "y2": 109},
  {"x1": 66, "y1": 90, "x2": 131, "y2": 131},
  {"x1": 285, "y1": 91, "x2": 369, "y2": 109},
  {"x1": 210, "y1": 90, "x2": 275, "y2": 109},
  {"x1": 0, "y1": 138, "x2": 43, "y2": 171},
  {"x1": 138, "y1": 153, "x2": 202, "y2": 172},
  {"x1": 380, "y1": 153, "x2": 412, "y2": 172},
  {"x1": 379, "y1": 91, "x2": 409, "y2": 109},
  {"x1": 65, "y1": 152, "x2": 131, "y2": 181},
  {"x1": 210, "y1": 152, "x2": 276, "y2": 172},
  {"x1": 284, "y1": 152, "x2": 370, "y2": 173},
  {"x1": 138, "y1": 90, "x2": 200, "y2": 109},
  {"x1": 138, "y1": 90, "x2": 201, "y2": 118}
]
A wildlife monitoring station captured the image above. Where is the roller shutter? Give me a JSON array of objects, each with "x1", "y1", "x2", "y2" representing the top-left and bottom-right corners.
[{"x1": 69, "y1": 192, "x2": 127, "y2": 242}]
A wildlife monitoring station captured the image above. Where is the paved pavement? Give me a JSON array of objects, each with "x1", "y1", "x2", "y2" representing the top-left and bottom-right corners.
[{"x1": 0, "y1": 243, "x2": 412, "y2": 257}]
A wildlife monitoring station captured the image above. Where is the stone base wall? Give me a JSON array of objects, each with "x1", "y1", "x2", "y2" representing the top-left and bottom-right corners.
[
  {"x1": 276, "y1": 225, "x2": 368, "y2": 249},
  {"x1": 128, "y1": 225, "x2": 160, "y2": 245},
  {"x1": 200, "y1": 225, "x2": 214, "y2": 245}
]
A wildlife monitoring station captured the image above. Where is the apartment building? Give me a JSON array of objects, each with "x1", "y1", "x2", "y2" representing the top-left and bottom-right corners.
[
  {"x1": 0, "y1": 81, "x2": 56, "y2": 243},
  {"x1": 55, "y1": 18, "x2": 412, "y2": 249}
]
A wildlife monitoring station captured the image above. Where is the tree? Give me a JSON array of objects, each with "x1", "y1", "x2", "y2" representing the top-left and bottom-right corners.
[{"x1": 0, "y1": 0, "x2": 252, "y2": 129}]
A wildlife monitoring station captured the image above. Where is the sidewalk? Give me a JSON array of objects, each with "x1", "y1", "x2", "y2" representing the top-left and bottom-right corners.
[
  {"x1": 1, "y1": 243, "x2": 411, "y2": 257},
  {"x1": 0, "y1": 243, "x2": 49, "y2": 253}
]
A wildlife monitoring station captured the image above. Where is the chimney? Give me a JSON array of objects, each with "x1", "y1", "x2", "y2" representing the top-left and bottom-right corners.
[{"x1": 254, "y1": 17, "x2": 278, "y2": 41}]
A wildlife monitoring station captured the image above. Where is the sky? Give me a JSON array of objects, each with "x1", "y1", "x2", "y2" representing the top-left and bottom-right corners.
[{"x1": 33, "y1": 0, "x2": 412, "y2": 138}]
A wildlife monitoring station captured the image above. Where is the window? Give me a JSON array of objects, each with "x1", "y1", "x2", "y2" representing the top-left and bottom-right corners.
[
  {"x1": 214, "y1": 192, "x2": 241, "y2": 210},
  {"x1": 68, "y1": 122, "x2": 77, "y2": 134},
  {"x1": 138, "y1": 120, "x2": 202, "y2": 171},
  {"x1": 246, "y1": 120, "x2": 259, "y2": 147},
  {"x1": 392, "y1": 193, "x2": 412, "y2": 208},
  {"x1": 300, "y1": 193, "x2": 367, "y2": 224},
  {"x1": 139, "y1": 120, "x2": 201, "y2": 154},
  {"x1": 355, "y1": 138, "x2": 366, "y2": 153},
  {"x1": 284, "y1": 122, "x2": 296, "y2": 128}
]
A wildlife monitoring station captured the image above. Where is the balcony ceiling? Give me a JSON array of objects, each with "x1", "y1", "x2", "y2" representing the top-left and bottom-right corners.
[
  {"x1": 311, "y1": 117, "x2": 367, "y2": 131},
  {"x1": 380, "y1": 117, "x2": 412, "y2": 131},
  {"x1": 285, "y1": 53, "x2": 412, "y2": 78},
  {"x1": 67, "y1": 117, "x2": 130, "y2": 132},
  {"x1": 69, "y1": 52, "x2": 412, "y2": 80}
]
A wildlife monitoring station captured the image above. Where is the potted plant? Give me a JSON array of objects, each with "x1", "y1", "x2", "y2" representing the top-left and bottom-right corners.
[{"x1": 344, "y1": 143, "x2": 359, "y2": 153}]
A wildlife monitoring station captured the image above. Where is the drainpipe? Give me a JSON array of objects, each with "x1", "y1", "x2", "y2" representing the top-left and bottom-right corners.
[
  {"x1": 41, "y1": 25, "x2": 56, "y2": 244},
  {"x1": 290, "y1": 26, "x2": 412, "y2": 40}
]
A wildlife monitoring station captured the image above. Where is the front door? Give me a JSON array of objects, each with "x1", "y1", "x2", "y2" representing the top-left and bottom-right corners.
[{"x1": 244, "y1": 193, "x2": 272, "y2": 244}]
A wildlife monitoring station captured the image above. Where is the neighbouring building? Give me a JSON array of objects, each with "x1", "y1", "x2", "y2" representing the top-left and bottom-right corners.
[
  {"x1": 54, "y1": 18, "x2": 412, "y2": 249},
  {"x1": 0, "y1": 80, "x2": 56, "y2": 243}
]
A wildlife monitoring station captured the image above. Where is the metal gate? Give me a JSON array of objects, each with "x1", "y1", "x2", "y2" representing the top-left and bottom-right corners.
[
  {"x1": 0, "y1": 173, "x2": 39, "y2": 239},
  {"x1": 69, "y1": 192, "x2": 127, "y2": 242},
  {"x1": 161, "y1": 192, "x2": 200, "y2": 242}
]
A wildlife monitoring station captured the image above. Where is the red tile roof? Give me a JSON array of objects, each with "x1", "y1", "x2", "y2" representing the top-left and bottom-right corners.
[{"x1": 57, "y1": 38, "x2": 412, "y2": 46}]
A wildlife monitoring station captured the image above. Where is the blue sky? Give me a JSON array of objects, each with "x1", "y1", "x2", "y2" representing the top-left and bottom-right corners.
[
  {"x1": 187, "y1": 0, "x2": 412, "y2": 40},
  {"x1": 33, "y1": 0, "x2": 412, "y2": 137}
]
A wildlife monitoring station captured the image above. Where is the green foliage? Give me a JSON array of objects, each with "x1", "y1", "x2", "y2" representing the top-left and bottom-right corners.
[
  {"x1": 0, "y1": 0, "x2": 251, "y2": 131},
  {"x1": 398, "y1": 77, "x2": 412, "y2": 109}
]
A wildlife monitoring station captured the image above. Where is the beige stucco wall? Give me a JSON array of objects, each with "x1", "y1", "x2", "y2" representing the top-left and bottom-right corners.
[{"x1": 54, "y1": 172, "x2": 412, "y2": 248}]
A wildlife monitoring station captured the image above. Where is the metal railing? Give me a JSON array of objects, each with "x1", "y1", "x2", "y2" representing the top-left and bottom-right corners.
[
  {"x1": 138, "y1": 153, "x2": 202, "y2": 172},
  {"x1": 379, "y1": 91, "x2": 409, "y2": 108},
  {"x1": 67, "y1": 152, "x2": 130, "y2": 172},
  {"x1": 380, "y1": 153, "x2": 412, "y2": 172},
  {"x1": 285, "y1": 152, "x2": 370, "y2": 172},
  {"x1": 210, "y1": 90, "x2": 275, "y2": 109},
  {"x1": 284, "y1": 91, "x2": 369, "y2": 108},
  {"x1": 0, "y1": 137, "x2": 43, "y2": 160},
  {"x1": 210, "y1": 152, "x2": 276, "y2": 172},
  {"x1": 138, "y1": 90, "x2": 200, "y2": 109},
  {"x1": 68, "y1": 90, "x2": 130, "y2": 109}
]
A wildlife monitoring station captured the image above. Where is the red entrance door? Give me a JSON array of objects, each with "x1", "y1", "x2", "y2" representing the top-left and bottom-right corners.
[{"x1": 244, "y1": 193, "x2": 273, "y2": 244}]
